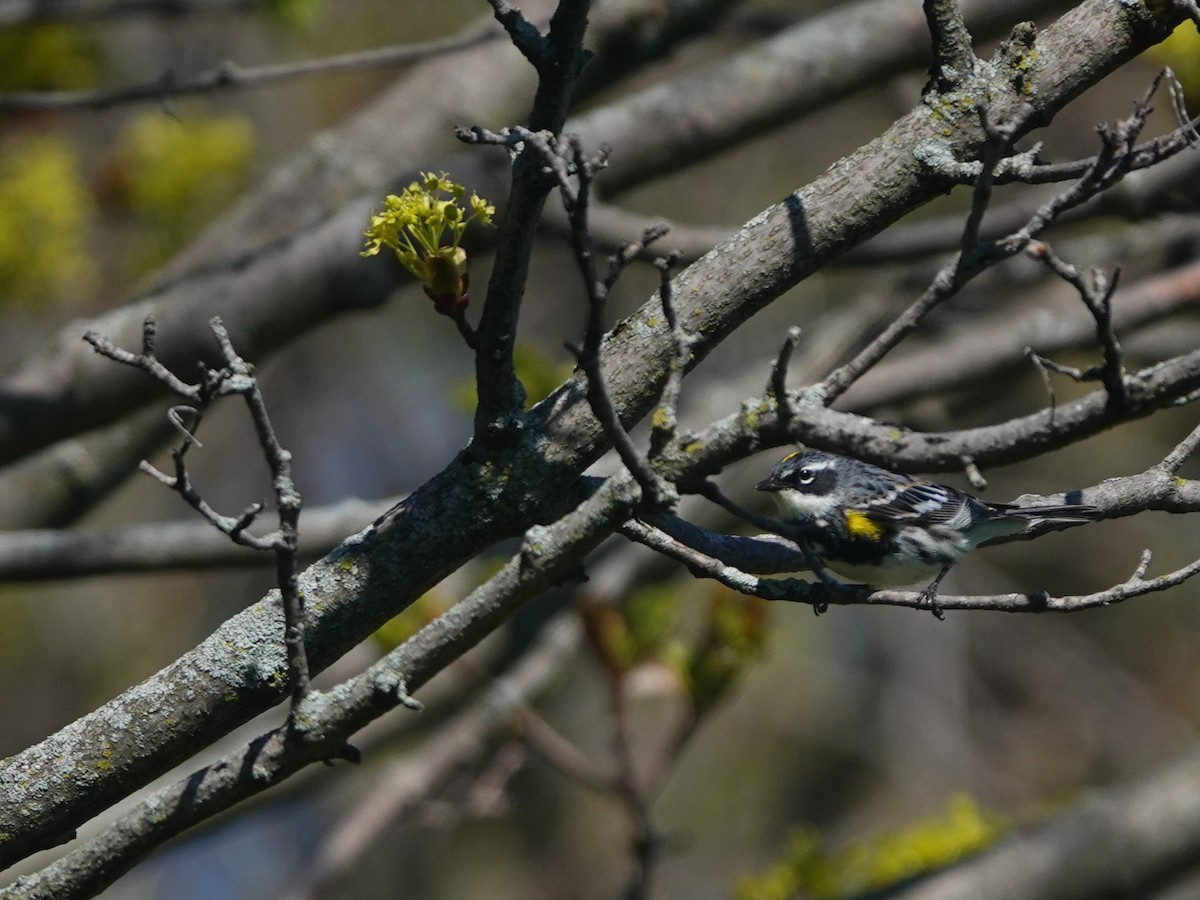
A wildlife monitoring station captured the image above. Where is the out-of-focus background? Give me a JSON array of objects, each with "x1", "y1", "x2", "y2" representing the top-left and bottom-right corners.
[{"x1": 2, "y1": 1, "x2": 1199, "y2": 897}]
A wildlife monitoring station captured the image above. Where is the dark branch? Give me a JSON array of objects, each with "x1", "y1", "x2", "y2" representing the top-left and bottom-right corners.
[
  {"x1": 84, "y1": 316, "x2": 311, "y2": 716},
  {"x1": 922, "y1": 0, "x2": 977, "y2": 95},
  {"x1": 0, "y1": 22, "x2": 506, "y2": 113}
]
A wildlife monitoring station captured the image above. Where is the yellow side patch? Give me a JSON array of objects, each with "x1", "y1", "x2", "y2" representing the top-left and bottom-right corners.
[{"x1": 844, "y1": 509, "x2": 884, "y2": 540}]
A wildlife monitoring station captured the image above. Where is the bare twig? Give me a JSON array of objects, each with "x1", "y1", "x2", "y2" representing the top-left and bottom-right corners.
[
  {"x1": 500, "y1": 128, "x2": 674, "y2": 506},
  {"x1": 83, "y1": 315, "x2": 200, "y2": 400},
  {"x1": 767, "y1": 327, "x2": 803, "y2": 426},
  {"x1": 460, "y1": 1, "x2": 592, "y2": 447},
  {"x1": 1158, "y1": 419, "x2": 1200, "y2": 475},
  {"x1": 959, "y1": 106, "x2": 1028, "y2": 253},
  {"x1": 694, "y1": 479, "x2": 843, "y2": 613},
  {"x1": 814, "y1": 102, "x2": 1036, "y2": 406},
  {"x1": 1026, "y1": 240, "x2": 1127, "y2": 408},
  {"x1": 1163, "y1": 66, "x2": 1200, "y2": 146},
  {"x1": 622, "y1": 515, "x2": 1200, "y2": 615},
  {"x1": 922, "y1": 0, "x2": 976, "y2": 95},
  {"x1": 84, "y1": 315, "x2": 311, "y2": 717},
  {"x1": 0, "y1": 21, "x2": 506, "y2": 113},
  {"x1": 515, "y1": 704, "x2": 617, "y2": 793},
  {"x1": 647, "y1": 252, "x2": 687, "y2": 462},
  {"x1": 841, "y1": 255, "x2": 1200, "y2": 411},
  {"x1": 815, "y1": 73, "x2": 1184, "y2": 408}
]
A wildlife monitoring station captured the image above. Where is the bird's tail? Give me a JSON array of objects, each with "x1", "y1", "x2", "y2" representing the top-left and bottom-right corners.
[{"x1": 1013, "y1": 503, "x2": 1099, "y2": 523}]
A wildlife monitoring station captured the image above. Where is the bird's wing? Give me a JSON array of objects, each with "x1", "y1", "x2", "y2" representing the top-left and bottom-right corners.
[{"x1": 857, "y1": 482, "x2": 972, "y2": 526}]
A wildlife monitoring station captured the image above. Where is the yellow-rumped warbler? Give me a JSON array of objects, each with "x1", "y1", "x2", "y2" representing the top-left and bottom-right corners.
[{"x1": 755, "y1": 450, "x2": 1098, "y2": 612}]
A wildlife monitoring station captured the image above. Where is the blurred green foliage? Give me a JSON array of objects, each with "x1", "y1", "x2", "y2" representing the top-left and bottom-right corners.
[
  {"x1": 734, "y1": 794, "x2": 1007, "y2": 900},
  {"x1": 267, "y1": 0, "x2": 326, "y2": 30},
  {"x1": 680, "y1": 589, "x2": 769, "y2": 716},
  {"x1": 370, "y1": 590, "x2": 453, "y2": 653},
  {"x1": 0, "y1": 24, "x2": 97, "y2": 92},
  {"x1": 582, "y1": 582, "x2": 769, "y2": 717},
  {"x1": 0, "y1": 133, "x2": 96, "y2": 305},
  {"x1": 1148, "y1": 22, "x2": 1200, "y2": 110},
  {"x1": 105, "y1": 110, "x2": 255, "y2": 271},
  {"x1": 453, "y1": 342, "x2": 575, "y2": 411}
]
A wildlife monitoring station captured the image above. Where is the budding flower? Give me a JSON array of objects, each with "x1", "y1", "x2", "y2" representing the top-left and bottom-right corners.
[{"x1": 362, "y1": 171, "x2": 495, "y2": 319}]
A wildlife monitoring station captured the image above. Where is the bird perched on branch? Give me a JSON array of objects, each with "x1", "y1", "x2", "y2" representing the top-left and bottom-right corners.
[{"x1": 755, "y1": 449, "x2": 1098, "y2": 617}]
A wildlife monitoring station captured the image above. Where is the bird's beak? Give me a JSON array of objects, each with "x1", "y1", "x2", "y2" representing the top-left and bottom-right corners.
[{"x1": 755, "y1": 476, "x2": 782, "y2": 492}]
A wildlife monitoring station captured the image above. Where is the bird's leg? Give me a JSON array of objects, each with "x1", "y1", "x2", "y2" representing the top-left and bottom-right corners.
[
  {"x1": 919, "y1": 567, "x2": 950, "y2": 620},
  {"x1": 794, "y1": 534, "x2": 843, "y2": 615}
]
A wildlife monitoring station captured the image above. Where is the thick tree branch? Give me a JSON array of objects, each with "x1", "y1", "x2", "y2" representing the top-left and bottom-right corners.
[
  {"x1": 1, "y1": 475, "x2": 640, "y2": 898},
  {"x1": 659, "y1": 348, "x2": 1200, "y2": 486},
  {"x1": 281, "y1": 615, "x2": 582, "y2": 900},
  {"x1": 890, "y1": 749, "x2": 1200, "y2": 900},
  {"x1": 0, "y1": 0, "x2": 1079, "y2": 468},
  {"x1": 470, "y1": 0, "x2": 593, "y2": 447}
]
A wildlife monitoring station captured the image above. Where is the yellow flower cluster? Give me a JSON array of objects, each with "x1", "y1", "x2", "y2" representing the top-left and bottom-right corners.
[{"x1": 362, "y1": 172, "x2": 495, "y2": 315}]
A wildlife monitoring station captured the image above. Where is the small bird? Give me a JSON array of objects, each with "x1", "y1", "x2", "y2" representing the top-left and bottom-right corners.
[{"x1": 755, "y1": 449, "x2": 1098, "y2": 615}]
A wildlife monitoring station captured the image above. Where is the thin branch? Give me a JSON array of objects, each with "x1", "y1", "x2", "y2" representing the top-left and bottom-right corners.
[
  {"x1": 922, "y1": 0, "x2": 976, "y2": 95},
  {"x1": 0, "y1": 496, "x2": 396, "y2": 581},
  {"x1": 516, "y1": 704, "x2": 618, "y2": 793},
  {"x1": 0, "y1": 22, "x2": 506, "y2": 113},
  {"x1": 622, "y1": 514, "x2": 1200, "y2": 615},
  {"x1": 652, "y1": 345, "x2": 1200, "y2": 490},
  {"x1": 813, "y1": 101, "x2": 1034, "y2": 406},
  {"x1": 647, "y1": 252, "x2": 687, "y2": 462},
  {"x1": 1163, "y1": 64, "x2": 1200, "y2": 146},
  {"x1": 598, "y1": 637, "x2": 663, "y2": 900},
  {"x1": 84, "y1": 315, "x2": 311, "y2": 716},
  {"x1": 958, "y1": 106, "x2": 1027, "y2": 253},
  {"x1": 486, "y1": 0, "x2": 552, "y2": 68},
  {"x1": 1158, "y1": 418, "x2": 1200, "y2": 475},
  {"x1": 504, "y1": 128, "x2": 673, "y2": 506},
  {"x1": 841, "y1": 254, "x2": 1200, "y2": 412},
  {"x1": 767, "y1": 327, "x2": 803, "y2": 426},
  {"x1": 816, "y1": 73, "x2": 1183, "y2": 407},
  {"x1": 282, "y1": 615, "x2": 583, "y2": 900},
  {"x1": 1026, "y1": 240, "x2": 1127, "y2": 408},
  {"x1": 83, "y1": 316, "x2": 200, "y2": 401}
]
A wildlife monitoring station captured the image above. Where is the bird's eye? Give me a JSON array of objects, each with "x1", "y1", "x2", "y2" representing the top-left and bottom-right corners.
[{"x1": 798, "y1": 467, "x2": 816, "y2": 484}]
